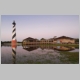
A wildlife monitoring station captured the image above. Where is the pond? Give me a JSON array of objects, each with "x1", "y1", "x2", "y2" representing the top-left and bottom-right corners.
[{"x1": 1, "y1": 44, "x2": 79, "y2": 64}]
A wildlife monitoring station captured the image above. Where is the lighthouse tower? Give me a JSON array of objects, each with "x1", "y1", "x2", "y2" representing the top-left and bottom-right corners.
[
  {"x1": 11, "y1": 21, "x2": 17, "y2": 46},
  {"x1": 11, "y1": 21, "x2": 17, "y2": 64}
]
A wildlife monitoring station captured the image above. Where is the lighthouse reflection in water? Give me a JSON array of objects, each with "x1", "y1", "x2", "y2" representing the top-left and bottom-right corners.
[{"x1": 12, "y1": 45, "x2": 17, "y2": 64}]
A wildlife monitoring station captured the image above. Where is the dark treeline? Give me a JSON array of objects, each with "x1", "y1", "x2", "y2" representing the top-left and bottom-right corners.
[
  {"x1": 75, "y1": 38, "x2": 79, "y2": 43},
  {"x1": 2, "y1": 41, "x2": 11, "y2": 43},
  {"x1": 1, "y1": 41, "x2": 22, "y2": 43}
]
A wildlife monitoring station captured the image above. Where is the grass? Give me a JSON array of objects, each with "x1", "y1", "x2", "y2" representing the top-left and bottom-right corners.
[
  {"x1": 2, "y1": 42, "x2": 79, "y2": 48},
  {"x1": 17, "y1": 59, "x2": 57, "y2": 64},
  {"x1": 40, "y1": 44, "x2": 79, "y2": 47},
  {"x1": 17, "y1": 51, "x2": 79, "y2": 64},
  {"x1": 59, "y1": 51, "x2": 79, "y2": 64}
]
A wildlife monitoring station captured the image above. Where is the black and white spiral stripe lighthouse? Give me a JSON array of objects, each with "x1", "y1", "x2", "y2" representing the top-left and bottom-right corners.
[
  {"x1": 12, "y1": 21, "x2": 17, "y2": 43},
  {"x1": 11, "y1": 21, "x2": 17, "y2": 64}
]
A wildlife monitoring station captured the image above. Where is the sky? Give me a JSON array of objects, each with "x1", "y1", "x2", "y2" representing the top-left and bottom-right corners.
[{"x1": 1, "y1": 15, "x2": 79, "y2": 41}]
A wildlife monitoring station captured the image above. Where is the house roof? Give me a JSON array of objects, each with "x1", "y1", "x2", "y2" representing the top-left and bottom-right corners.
[
  {"x1": 56, "y1": 36, "x2": 74, "y2": 40},
  {"x1": 41, "y1": 38, "x2": 46, "y2": 40},
  {"x1": 49, "y1": 38, "x2": 54, "y2": 40},
  {"x1": 23, "y1": 37, "x2": 39, "y2": 41},
  {"x1": 25, "y1": 37, "x2": 34, "y2": 40},
  {"x1": 22, "y1": 36, "x2": 75, "y2": 42}
]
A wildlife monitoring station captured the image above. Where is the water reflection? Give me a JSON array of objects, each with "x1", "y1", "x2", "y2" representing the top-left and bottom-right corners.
[
  {"x1": 23, "y1": 45, "x2": 39, "y2": 51},
  {"x1": 55, "y1": 46, "x2": 75, "y2": 51},
  {"x1": 1, "y1": 44, "x2": 79, "y2": 64},
  {"x1": 12, "y1": 45, "x2": 17, "y2": 64},
  {"x1": 22, "y1": 44, "x2": 75, "y2": 51}
]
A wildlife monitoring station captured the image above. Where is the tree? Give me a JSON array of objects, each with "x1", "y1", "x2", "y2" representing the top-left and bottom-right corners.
[
  {"x1": 54, "y1": 36, "x2": 57, "y2": 38},
  {"x1": 75, "y1": 38, "x2": 79, "y2": 43}
]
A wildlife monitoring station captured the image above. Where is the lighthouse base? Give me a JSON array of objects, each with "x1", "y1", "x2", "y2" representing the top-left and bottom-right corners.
[{"x1": 11, "y1": 40, "x2": 17, "y2": 47}]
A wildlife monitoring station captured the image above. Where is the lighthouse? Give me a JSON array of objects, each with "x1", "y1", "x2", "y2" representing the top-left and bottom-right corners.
[
  {"x1": 11, "y1": 21, "x2": 17, "y2": 64},
  {"x1": 11, "y1": 21, "x2": 17, "y2": 46}
]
